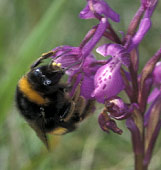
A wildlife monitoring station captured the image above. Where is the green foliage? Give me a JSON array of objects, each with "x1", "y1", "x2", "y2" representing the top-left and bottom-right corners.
[{"x1": 0, "y1": 0, "x2": 161, "y2": 170}]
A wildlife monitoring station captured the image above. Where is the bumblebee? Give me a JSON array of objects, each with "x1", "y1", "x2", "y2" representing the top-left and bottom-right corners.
[{"x1": 15, "y1": 51, "x2": 95, "y2": 149}]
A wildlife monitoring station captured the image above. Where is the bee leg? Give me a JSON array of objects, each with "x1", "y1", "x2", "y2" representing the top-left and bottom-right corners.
[
  {"x1": 63, "y1": 96, "x2": 95, "y2": 124},
  {"x1": 31, "y1": 51, "x2": 57, "y2": 69},
  {"x1": 70, "y1": 72, "x2": 84, "y2": 101},
  {"x1": 63, "y1": 101, "x2": 76, "y2": 122},
  {"x1": 70, "y1": 73, "x2": 95, "y2": 121},
  {"x1": 79, "y1": 99, "x2": 95, "y2": 121},
  {"x1": 65, "y1": 97, "x2": 95, "y2": 123},
  {"x1": 74, "y1": 96, "x2": 86, "y2": 119},
  {"x1": 63, "y1": 82, "x2": 85, "y2": 122},
  {"x1": 63, "y1": 97, "x2": 86, "y2": 122},
  {"x1": 64, "y1": 71, "x2": 95, "y2": 122},
  {"x1": 31, "y1": 48, "x2": 72, "y2": 69}
]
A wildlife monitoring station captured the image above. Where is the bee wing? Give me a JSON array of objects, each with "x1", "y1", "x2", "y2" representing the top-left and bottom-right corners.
[{"x1": 27, "y1": 118, "x2": 49, "y2": 150}]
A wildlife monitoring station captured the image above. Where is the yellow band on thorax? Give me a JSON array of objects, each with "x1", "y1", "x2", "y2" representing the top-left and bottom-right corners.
[{"x1": 18, "y1": 76, "x2": 48, "y2": 105}]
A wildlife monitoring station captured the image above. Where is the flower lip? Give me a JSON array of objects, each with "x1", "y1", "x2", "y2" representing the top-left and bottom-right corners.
[{"x1": 92, "y1": 57, "x2": 125, "y2": 103}]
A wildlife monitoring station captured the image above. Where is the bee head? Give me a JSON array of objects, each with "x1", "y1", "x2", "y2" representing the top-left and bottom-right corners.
[{"x1": 28, "y1": 63, "x2": 64, "y2": 93}]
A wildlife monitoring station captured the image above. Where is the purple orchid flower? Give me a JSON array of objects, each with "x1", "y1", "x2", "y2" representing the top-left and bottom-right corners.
[
  {"x1": 51, "y1": 46, "x2": 105, "y2": 99},
  {"x1": 91, "y1": 44, "x2": 130, "y2": 103},
  {"x1": 50, "y1": 17, "x2": 108, "y2": 100},
  {"x1": 68, "y1": 53, "x2": 107, "y2": 99},
  {"x1": 51, "y1": 45, "x2": 82, "y2": 74},
  {"x1": 105, "y1": 97, "x2": 138, "y2": 120},
  {"x1": 50, "y1": 16, "x2": 108, "y2": 101},
  {"x1": 52, "y1": 17, "x2": 108, "y2": 72},
  {"x1": 79, "y1": 0, "x2": 120, "y2": 22},
  {"x1": 91, "y1": 57, "x2": 124, "y2": 103}
]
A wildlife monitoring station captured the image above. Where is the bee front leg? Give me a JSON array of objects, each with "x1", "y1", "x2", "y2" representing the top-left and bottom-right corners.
[
  {"x1": 70, "y1": 71, "x2": 84, "y2": 101},
  {"x1": 78, "y1": 99, "x2": 95, "y2": 121},
  {"x1": 31, "y1": 51, "x2": 57, "y2": 69},
  {"x1": 63, "y1": 72, "x2": 85, "y2": 122}
]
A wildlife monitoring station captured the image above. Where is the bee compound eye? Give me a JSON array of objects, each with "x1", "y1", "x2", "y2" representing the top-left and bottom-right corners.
[{"x1": 34, "y1": 68, "x2": 41, "y2": 75}]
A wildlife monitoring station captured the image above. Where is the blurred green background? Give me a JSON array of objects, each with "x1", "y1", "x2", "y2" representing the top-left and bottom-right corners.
[{"x1": 0, "y1": 0, "x2": 161, "y2": 170}]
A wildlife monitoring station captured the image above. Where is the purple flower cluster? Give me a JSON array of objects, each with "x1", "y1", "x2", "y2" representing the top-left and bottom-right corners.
[{"x1": 48, "y1": 0, "x2": 161, "y2": 169}]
